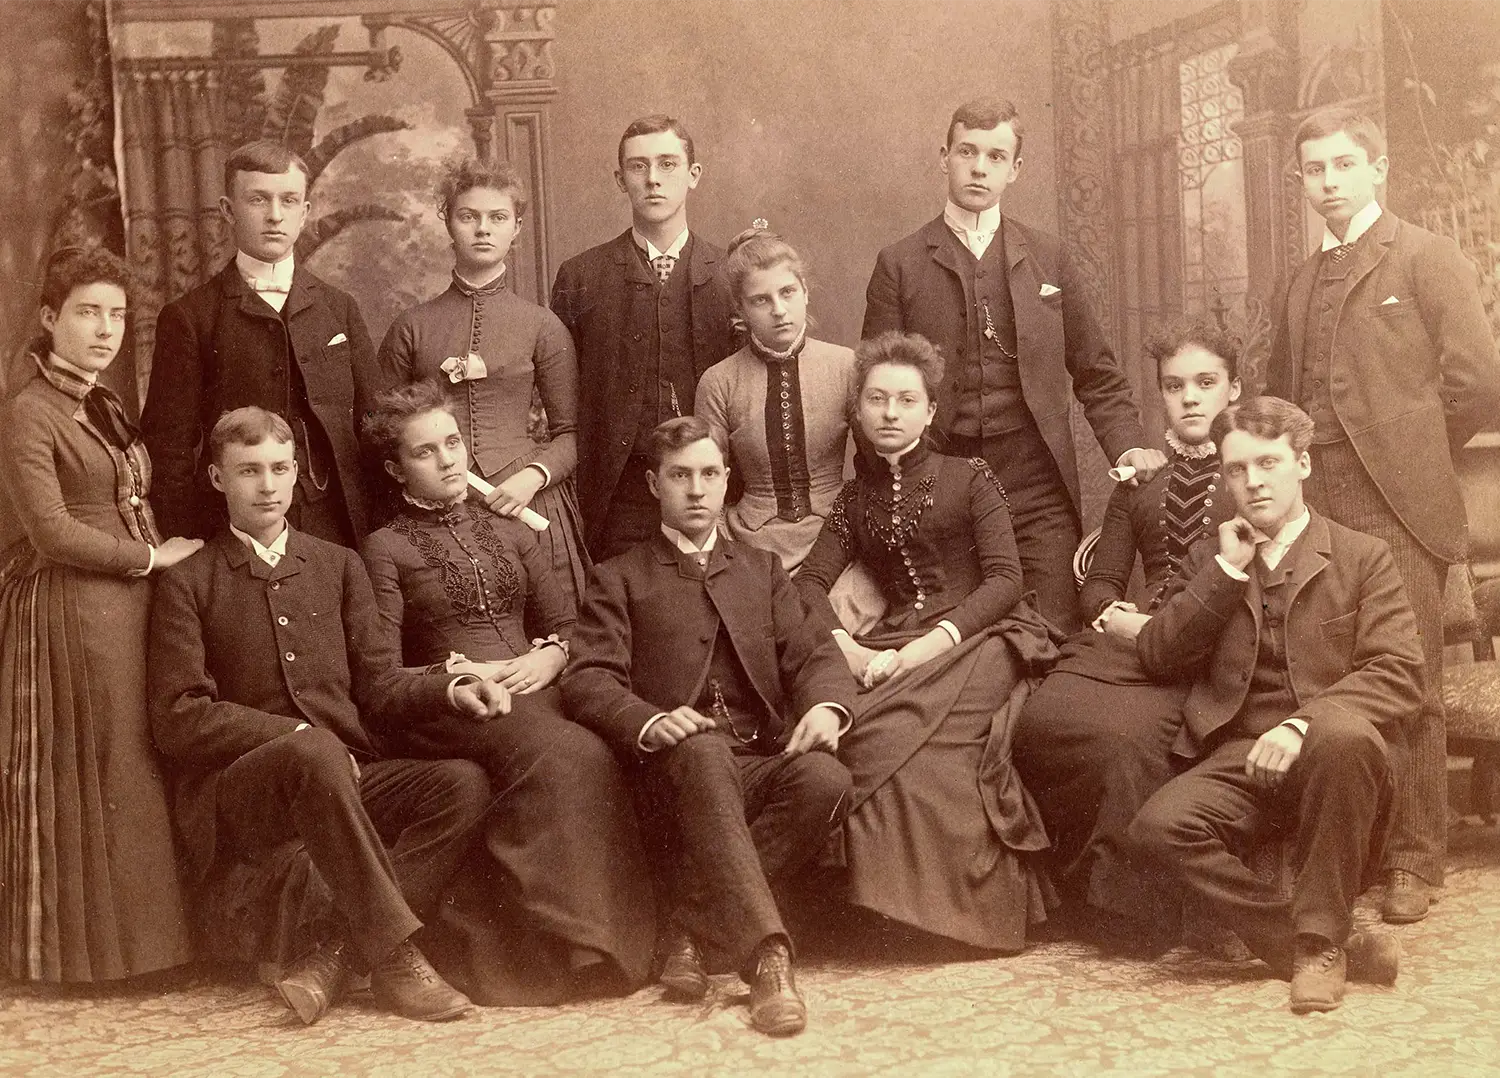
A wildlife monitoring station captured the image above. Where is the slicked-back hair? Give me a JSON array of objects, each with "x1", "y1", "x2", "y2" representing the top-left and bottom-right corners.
[
  {"x1": 363, "y1": 381, "x2": 455, "y2": 473},
  {"x1": 1294, "y1": 107, "x2": 1387, "y2": 163},
  {"x1": 1145, "y1": 317, "x2": 1241, "y2": 382},
  {"x1": 854, "y1": 330, "x2": 946, "y2": 402},
  {"x1": 209, "y1": 406, "x2": 294, "y2": 466},
  {"x1": 223, "y1": 139, "x2": 310, "y2": 197},
  {"x1": 1210, "y1": 396, "x2": 1316, "y2": 456},
  {"x1": 646, "y1": 415, "x2": 726, "y2": 472},
  {"x1": 723, "y1": 226, "x2": 809, "y2": 304},
  {"x1": 947, "y1": 98, "x2": 1025, "y2": 157},
  {"x1": 618, "y1": 114, "x2": 696, "y2": 168},
  {"x1": 436, "y1": 157, "x2": 529, "y2": 221}
]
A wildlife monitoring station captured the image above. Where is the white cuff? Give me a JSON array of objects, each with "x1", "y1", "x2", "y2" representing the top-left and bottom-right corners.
[
  {"x1": 1280, "y1": 717, "x2": 1309, "y2": 737},
  {"x1": 810, "y1": 702, "x2": 854, "y2": 736},
  {"x1": 527, "y1": 462, "x2": 552, "y2": 487},
  {"x1": 637, "y1": 713, "x2": 669, "y2": 752},
  {"x1": 1114, "y1": 448, "x2": 1144, "y2": 468},
  {"x1": 446, "y1": 673, "x2": 480, "y2": 708},
  {"x1": 129, "y1": 545, "x2": 156, "y2": 577},
  {"x1": 1091, "y1": 600, "x2": 1134, "y2": 633},
  {"x1": 1215, "y1": 554, "x2": 1251, "y2": 582},
  {"x1": 938, "y1": 620, "x2": 962, "y2": 646}
]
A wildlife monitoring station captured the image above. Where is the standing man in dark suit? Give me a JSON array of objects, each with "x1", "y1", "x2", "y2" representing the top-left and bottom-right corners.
[
  {"x1": 551, "y1": 115, "x2": 739, "y2": 560},
  {"x1": 150, "y1": 407, "x2": 509, "y2": 1026},
  {"x1": 864, "y1": 99, "x2": 1163, "y2": 633},
  {"x1": 1266, "y1": 107, "x2": 1500, "y2": 923},
  {"x1": 1127, "y1": 397, "x2": 1419, "y2": 1015},
  {"x1": 142, "y1": 140, "x2": 379, "y2": 545},
  {"x1": 562, "y1": 416, "x2": 854, "y2": 1037}
]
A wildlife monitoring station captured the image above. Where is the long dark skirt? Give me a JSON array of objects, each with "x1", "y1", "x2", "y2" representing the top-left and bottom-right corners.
[
  {"x1": 841, "y1": 630, "x2": 1051, "y2": 952},
  {"x1": 1012, "y1": 631, "x2": 1186, "y2": 923}
]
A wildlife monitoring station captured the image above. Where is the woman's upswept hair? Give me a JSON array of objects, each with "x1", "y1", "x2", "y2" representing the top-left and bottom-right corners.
[
  {"x1": 853, "y1": 331, "x2": 946, "y2": 402},
  {"x1": 437, "y1": 157, "x2": 529, "y2": 221},
  {"x1": 40, "y1": 244, "x2": 133, "y2": 314},
  {"x1": 1144, "y1": 317, "x2": 1241, "y2": 382},
  {"x1": 362, "y1": 381, "x2": 455, "y2": 472},
  {"x1": 723, "y1": 226, "x2": 809, "y2": 303}
]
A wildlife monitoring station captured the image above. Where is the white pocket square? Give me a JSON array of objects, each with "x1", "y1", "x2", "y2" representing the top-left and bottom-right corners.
[
  {"x1": 1380, "y1": 295, "x2": 1400, "y2": 305},
  {"x1": 1039, "y1": 283, "x2": 1062, "y2": 298},
  {"x1": 327, "y1": 332, "x2": 348, "y2": 345}
]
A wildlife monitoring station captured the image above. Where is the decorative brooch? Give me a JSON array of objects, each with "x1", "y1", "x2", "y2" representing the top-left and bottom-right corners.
[
  {"x1": 440, "y1": 352, "x2": 488, "y2": 383},
  {"x1": 752, "y1": 217, "x2": 769, "y2": 230}
]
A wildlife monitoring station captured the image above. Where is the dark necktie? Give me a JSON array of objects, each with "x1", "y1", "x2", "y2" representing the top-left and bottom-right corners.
[{"x1": 1326, "y1": 243, "x2": 1354, "y2": 264}]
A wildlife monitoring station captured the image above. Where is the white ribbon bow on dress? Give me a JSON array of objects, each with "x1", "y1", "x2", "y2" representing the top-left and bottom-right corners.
[{"x1": 440, "y1": 353, "x2": 488, "y2": 383}]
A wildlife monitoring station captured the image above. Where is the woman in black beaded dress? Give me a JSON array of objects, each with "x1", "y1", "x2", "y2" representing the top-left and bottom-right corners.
[
  {"x1": 1012, "y1": 319, "x2": 1242, "y2": 949},
  {"x1": 796, "y1": 331, "x2": 1057, "y2": 953},
  {"x1": 359, "y1": 382, "x2": 652, "y2": 1004}
]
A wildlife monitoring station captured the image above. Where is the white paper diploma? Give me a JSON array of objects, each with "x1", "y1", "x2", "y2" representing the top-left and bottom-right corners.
[{"x1": 466, "y1": 472, "x2": 550, "y2": 531}]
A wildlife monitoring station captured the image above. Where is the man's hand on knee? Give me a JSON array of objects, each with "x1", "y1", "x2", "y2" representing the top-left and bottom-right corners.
[
  {"x1": 784, "y1": 706, "x2": 843, "y2": 757},
  {"x1": 1246, "y1": 724, "x2": 1303, "y2": 789},
  {"x1": 641, "y1": 706, "x2": 717, "y2": 751}
]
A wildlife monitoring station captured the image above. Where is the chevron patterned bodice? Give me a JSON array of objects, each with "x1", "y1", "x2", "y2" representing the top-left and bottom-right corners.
[{"x1": 1147, "y1": 451, "x2": 1224, "y2": 612}]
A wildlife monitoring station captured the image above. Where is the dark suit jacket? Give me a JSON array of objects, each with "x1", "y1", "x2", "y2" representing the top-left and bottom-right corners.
[
  {"x1": 862, "y1": 215, "x2": 1146, "y2": 512},
  {"x1": 1266, "y1": 211, "x2": 1500, "y2": 563},
  {"x1": 561, "y1": 533, "x2": 855, "y2": 756},
  {"x1": 148, "y1": 528, "x2": 455, "y2": 881},
  {"x1": 1136, "y1": 511, "x2": 1424, "y2": 760},
  {"x1": 550, "y1": 231, "x2": 738, "y2": 546},
  {"x1": 142, "y1": 260, "x2": 379, "y2": 541}
]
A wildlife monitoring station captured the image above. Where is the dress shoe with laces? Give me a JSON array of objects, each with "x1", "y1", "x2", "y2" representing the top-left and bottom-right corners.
[
  {"x1": 658, "y1": 932, "x2": 709, "y2": 1002},
  {"x1": 370, "y1": 939, "x2": 472, "y2": 1021},
  {"x1": 275, "y1": 940, "x2": 351, "y2": 1025},
  {"x1": 1344, "y1": 930, "x2": 1400, "y2": 985},
  {"x1": 748, "y1": 939, "x2": 806, "y2": 1037},
  {"x1": 1382, "y1": 869, "x2": 1431, "y2": 924},
  {"x1": 1289, "y1": 935, "x2": 1347, "y2": 1014}
]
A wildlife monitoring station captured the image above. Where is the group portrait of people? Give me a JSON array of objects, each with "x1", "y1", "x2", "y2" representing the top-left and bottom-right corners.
[{"x1": 3, "y1": 93, "x2": 1498, "y2": 1033}]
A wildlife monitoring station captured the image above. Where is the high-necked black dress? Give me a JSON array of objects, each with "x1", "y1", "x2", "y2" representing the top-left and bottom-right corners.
[
  {"x1": 797, "y1": 441, "x2": 1057, "y2": 952},
  {"x1": 360, "y1": 496, "x2": 653, "y2": 1000},
  {"x1": 1013, "y1": 442, "x2": 1231, "y2": 928}
]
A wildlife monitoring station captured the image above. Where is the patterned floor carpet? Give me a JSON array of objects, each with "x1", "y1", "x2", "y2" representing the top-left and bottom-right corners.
[{"x1": 3, "y1": 820, "x2": 1497, "y2": 1078}]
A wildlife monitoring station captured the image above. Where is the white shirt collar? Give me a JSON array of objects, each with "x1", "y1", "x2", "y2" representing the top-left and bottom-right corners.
[
  {"x1": 943, "y1": 200, "x2": 1002, "y2": 237},
  {"x1": 878, "y1": 438, "x2": 924, "y2": 468},
  {"x1": 236, "y1": 248, "x2": 295, "y2": 288},
  {"x1": 632, "y1": 227, "x2": 690, "y2": 262},
  {"x1": 1321, "y1": 200, "x2": 1382, "y2": 251},
  {"x1": 661, "y1": 522, "x2": 718, "y2": 555},
  {"x1": 1252, "y1": 508, "x2": 1311, "y2": 571},
  {"x1": 48, "y1": 351, "x2": 98, "y2": 386},
  {"x1": 230, "y1": 520, "x2": 291, "y2": 567}
]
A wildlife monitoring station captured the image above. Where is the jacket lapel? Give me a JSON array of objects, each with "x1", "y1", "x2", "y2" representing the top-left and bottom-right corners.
[
  {"x1": 612, "y1": 229, "x2": 657, "y2": 286},
  {"x1": 219, "y1": 259, "x2": 287, "y2": 323},
  {"x1": 1285, "y1": 258, "x2": 1316, "y2": 378},
  {"x1": 923, "y1": 215, "x2": 964, "y2": 280},
  {"x1": 282, "y1": 262, "x2": 319, "y2": 322}
]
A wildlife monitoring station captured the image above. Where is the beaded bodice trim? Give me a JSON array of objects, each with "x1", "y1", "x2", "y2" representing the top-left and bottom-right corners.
[{"x1": 387, "y1": 502, "x2": 525, "y2": 654}]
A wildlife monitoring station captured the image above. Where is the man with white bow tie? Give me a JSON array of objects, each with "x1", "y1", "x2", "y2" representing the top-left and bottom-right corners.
[
  {"x1": 143, "y1": 139, "x2": 379, "y2": 545},
  {"x1": 863, "y1": 99, "x2": 1162, "y2": 633}
]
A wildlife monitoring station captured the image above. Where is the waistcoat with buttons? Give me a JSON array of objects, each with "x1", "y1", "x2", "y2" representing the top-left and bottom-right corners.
[
  {"x1": 630, "y1": 237, "x2": 698, "y2": 450},
  {"x1": 674, "y1": 550, "x2": 776, "y2": 750},
  {"x1": 1298, "y1": 245, "x2": 1362, "y2": 445},
  {"x1": 946, "y1": 225, "x2": 1029, "y2": 439},
  {"x1": 1229, "y1": 556, "x2": 1300, "y2": 739}
]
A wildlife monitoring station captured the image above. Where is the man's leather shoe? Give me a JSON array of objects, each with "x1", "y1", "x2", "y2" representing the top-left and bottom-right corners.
[
  {"x1": 370, "y1": 939, "x2": 472, "y2": 1021},
  {"x1": 1289, "y1": 935, "x2": 1346, "y2": 1014},
  {"x1": 659, "y1": 933, "x2": 708, "y2": 1002},
  {"x1": 1344, "y1": 930, "x2": 1400, "y2": 985},
  {"x1": 276, "y1": 940, "x2": 351, "y2": 1025},
  {"x1": 1382, "y1": 869, "x2": 1431, "y2": 924},
  {"x1": 748, "y1": 939, "x2": 806, "y2": 1036}
]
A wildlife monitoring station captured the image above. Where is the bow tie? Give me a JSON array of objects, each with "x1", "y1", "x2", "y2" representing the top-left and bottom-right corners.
[{"x1": 246, "y1": 278, "x2": 290, "y2": 294}]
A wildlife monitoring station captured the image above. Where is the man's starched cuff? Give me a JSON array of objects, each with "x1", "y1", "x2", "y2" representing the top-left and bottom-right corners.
[
  {"x1": 809, "y1": 702, "x2": 853, "y2": 736},
  {"x1": 1215, "y1": 554, "x2": 1251, "y2": 582},
  {"x1": 1280, "y1": 717, "x2": 1309, "y2": 737},
  {"x1": 446, "y1": 672, "x2": 480, "y2": 709},
  {"x1": 637, "y1": 713, "x2": 669, "y2": 752}
]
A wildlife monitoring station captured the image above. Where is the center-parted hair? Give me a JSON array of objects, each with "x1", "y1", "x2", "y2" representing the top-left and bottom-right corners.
[
  {"x1": 854, "y1": 331, "x2": 946, "y2": 402},
  {"x1": 436, "y1": 157, "x2": 529, "y2": 221},
  {"x1": 362, "y1": 381, "x2": 455, "y2": 472},
  {"x1": 208, "y1": 406, "x2": 294, "y2": 466},
  {"x1": 223, "y1": 139, "x2": 310, "y2": 196},
  {"x1": 722, "y1": 226, "x2": 809, "y2": 305},
  {"x1": 646, "y1": 415, "x2": 727, "y2": 471},
  {"x1": 1144, "y1": 317, "x2": 1242, "y2": 382},
  {"x1": 618, "y1": 114, "x2": 696, "y2": 168},
  {"x1": 1210, "y1": 396, "x2": 1316, "y2": 456},
  {"x1": 947, "y1": 99, "x2": 1025, "y2": 157}
]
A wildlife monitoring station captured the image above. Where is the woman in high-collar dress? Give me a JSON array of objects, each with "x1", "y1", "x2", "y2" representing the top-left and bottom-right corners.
[
  {"x1": 0, "y1": 247, "x2": 203, "y2": 982},
  {"x1": 359, "y1": 382, "x2": 652, "y2": 1004},
  {"x1": 1012, "y1": 320, "x2": 1242, "y2": 950},
  {"x1": 377, "y1": 158, "x2": 587, "y2": 609},
  {"x1": 796, "y1": 331, "x2": 1057, "y2": 953}
]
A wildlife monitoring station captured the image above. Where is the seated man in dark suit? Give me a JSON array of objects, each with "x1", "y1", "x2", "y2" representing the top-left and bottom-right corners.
[
  {"x1": 1125, "y1": 397, "x2": 1421, "y2": 1014},
  {"x1": 562, "y1": 416, "x2": 854, "y2": 1037},
  {"x1": 150, "y1": 407, "x2": 510, "y2": 1025}
]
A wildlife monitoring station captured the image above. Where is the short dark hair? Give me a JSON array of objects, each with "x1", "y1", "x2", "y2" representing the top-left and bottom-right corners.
[
  {"x1": 947, "y1": 99, "x2": 1025, "y2": 158},
  {"x1": 645, "y1": 415, "x2": 726, "y2": 471},
  {"x1": 223, "y1": 139, "x2": 310, "y2": 196},
  {"x1": 618, "y1": 114, "x2": 696, "y2": 168},
  {"x1": 436, "y1": 156, "x2": 529, "y2": 221},
  {"x1": 1144, "y1": 318, "x2": 1241, "y2": 382},
  {"x1": 362, "y1": 381, "x2": 454, "y2": 476},
  {"x1": 723, "y1": 226, "x2": 809, "y2": 305},
  {"x1": 209, "y1": 406, "x2": 294, "y2": 466},
  {"x1": 40, "y1": 244, "x2": 133, "y2": 314},
  {"x1": 854, "y1": 331, "x2": 946, "y2": 402},
  {"x1": 1294, "y1": 107, "x2": 1386, "y2": 163},
  {"x1": 1210, "y1": 396, "x2": 1316, "y2": 456}
]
